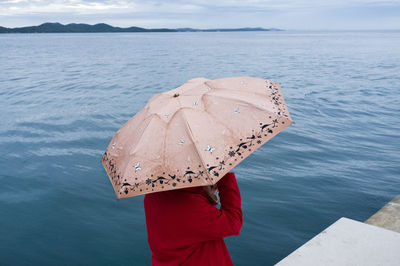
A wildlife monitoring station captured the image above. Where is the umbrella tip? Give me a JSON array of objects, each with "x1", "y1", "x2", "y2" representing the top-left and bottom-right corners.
[{"x1": 173, "y1": 93, "x2": 180, "y2": 98}]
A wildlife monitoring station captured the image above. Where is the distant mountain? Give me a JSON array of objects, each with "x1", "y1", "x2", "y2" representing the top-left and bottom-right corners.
[
  {"x1": 0, "y1": 23, "x2": 281, "y2": 33},
  {"x1": 0, "y1": 22, "x2": 176, "y2": 33}
]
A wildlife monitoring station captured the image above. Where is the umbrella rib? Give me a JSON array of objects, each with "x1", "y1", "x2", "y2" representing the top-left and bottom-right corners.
[
  {"x1": 122, "y1": 113, "x2": 163, "y2": 179},
  {"x1": 204, "y1": 92, "x2": 293, "y2": 122},
  {"x1": 204, "y1": 92, "x2": 273, "y2": 113},
  {"x1": 206, "y1": 87, "x2": 268, "y2": 98},
  {"x1": 180, "y1": 109, "x2": 214, "y2": 185},
  {"x1": 202, "y1": 108, "x2": 236, "y2": 137},
  {"x1": 128, "y1": 111, "x2": 162, "y2": 156}
]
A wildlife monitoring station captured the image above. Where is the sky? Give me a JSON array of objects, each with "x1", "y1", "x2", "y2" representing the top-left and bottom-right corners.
[{"x1": 0, "y1": 0, "x2": 400, "y2": 30}]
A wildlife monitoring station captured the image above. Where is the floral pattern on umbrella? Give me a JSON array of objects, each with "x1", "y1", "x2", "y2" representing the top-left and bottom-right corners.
[{"x1": 101, "y1": 77, "x2": 293, "y2": 198}]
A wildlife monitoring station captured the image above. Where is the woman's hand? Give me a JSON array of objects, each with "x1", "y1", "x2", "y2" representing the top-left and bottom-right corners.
[{"x1": 203, "y1": 184, "x2": 220, "y2": 205}]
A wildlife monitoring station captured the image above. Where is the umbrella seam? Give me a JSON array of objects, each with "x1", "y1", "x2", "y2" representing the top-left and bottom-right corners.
[
  {"x1": 127, "y1": 113, "x2": 161, "y2": 156},
  {"x1": 205, "y1": 92, "x2": 275, "y2": 113},
  {"x1": 179, "y1": 108, "x2": 214, "y2": 186},
  {"x1": 123, "y1": 111, "x2": 166, "y2": 185},
  {"x1": 204, "y1": 86, "x2": 268, "y2": 98}
]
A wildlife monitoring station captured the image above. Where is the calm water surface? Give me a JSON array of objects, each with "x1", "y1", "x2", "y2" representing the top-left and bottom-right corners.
[{"x1": 1, "y1": 31, "x2": 399, "y2": 265}]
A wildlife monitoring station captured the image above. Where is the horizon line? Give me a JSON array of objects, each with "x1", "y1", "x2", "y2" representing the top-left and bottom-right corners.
[{"x1": 1, "y1": 22, "x2": 399, "y2": 32}]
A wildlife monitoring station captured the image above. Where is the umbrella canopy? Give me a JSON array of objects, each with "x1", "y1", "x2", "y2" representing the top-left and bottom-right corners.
[{"x1": 101, "y1": 76, "x2": 293, "y2": 199}]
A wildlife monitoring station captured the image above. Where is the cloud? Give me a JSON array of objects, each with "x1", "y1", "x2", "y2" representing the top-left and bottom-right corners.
[
  {"x1": 0, "y1": 0, "x2": 205, "y2": 16},
  {"x1": 1, "y1": 0, "x2": 400, "y2": 29}
]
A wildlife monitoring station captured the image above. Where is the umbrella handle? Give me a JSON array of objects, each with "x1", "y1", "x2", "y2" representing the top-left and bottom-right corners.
[{"x1": 204, "y1": 185, "x2": 220, "y2": 205}]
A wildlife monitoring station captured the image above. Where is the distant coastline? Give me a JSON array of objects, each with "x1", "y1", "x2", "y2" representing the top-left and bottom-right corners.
[{"x1": 0, "y1": 22, "x2": 282, "y2": 34}]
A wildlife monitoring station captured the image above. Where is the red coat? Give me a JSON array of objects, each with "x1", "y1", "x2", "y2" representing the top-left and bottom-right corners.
[{"x1": 144, "y1": 172, "x2": 243, "y2": 265}]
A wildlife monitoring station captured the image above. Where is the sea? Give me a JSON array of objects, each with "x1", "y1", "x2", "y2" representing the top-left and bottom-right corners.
[{"x1": 0, "y1": 31, "x2": 399, "y2": 265}]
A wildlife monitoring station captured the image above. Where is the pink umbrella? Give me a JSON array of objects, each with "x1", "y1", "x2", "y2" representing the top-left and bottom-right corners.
[{"x1": 101, "y1": 76, "x2": 293, "y2": 199}]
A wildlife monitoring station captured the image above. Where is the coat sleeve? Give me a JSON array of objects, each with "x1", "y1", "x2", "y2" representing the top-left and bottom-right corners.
[{"x1": 179, "y1": 172, "x2": 243, "y2": 243}]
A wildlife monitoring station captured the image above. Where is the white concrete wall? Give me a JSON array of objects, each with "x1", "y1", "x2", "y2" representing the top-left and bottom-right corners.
[{"x1": 276, "y1": 217, "x2": 400, "y2": 266}]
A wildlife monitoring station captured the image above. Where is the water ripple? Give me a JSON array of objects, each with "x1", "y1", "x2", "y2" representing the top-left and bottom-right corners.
[{"x1": 1, "y1": 31, "x2": 400, "y2": 266}]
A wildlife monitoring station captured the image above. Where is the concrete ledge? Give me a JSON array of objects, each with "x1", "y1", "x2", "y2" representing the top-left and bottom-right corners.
[
  {"x1": 275, "y1": 217, "x2": 400, "y2": 266},
  {"x1": 365, "y1": 195, "x2": 400, "y2": 233}
]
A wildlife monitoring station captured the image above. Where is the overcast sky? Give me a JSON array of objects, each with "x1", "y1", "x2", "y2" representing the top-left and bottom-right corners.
[{"x1": 1, "y1": 0, "x2": 399, "y2": 29}]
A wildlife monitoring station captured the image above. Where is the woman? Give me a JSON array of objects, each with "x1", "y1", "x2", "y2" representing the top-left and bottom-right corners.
[{"x1": 144, "y1": 172, "x2": 242, "y2": 265}]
